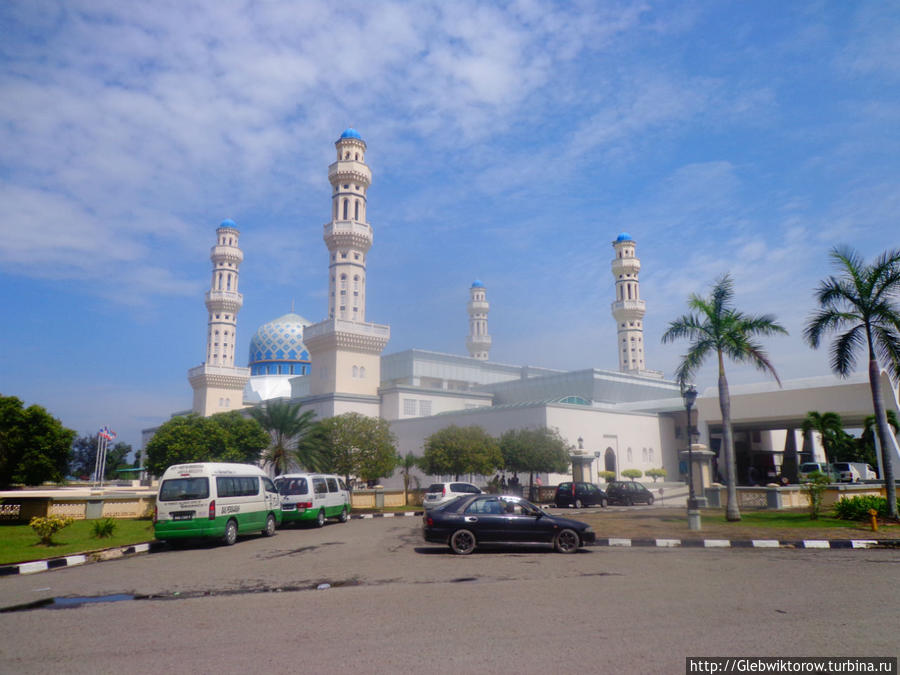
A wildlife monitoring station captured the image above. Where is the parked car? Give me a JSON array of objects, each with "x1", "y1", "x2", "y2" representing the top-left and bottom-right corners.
[
  {"x1": 605, "y1": 480, "x2": 655, "y2": 506},
  {"x1": 554, "y1": 482, "x2": 608, "y2": 508},
  {"x1": 831, "y1": 462, "x2": 860, "y2": 483},
  {"x1": 798, "y1": 462, "x2": 837, "y2": 482},
  {"x1": 423, "y1": 482, "x2": 483, "y2": 510},
  {"x1": 422, "y1": 494, "x2": 595, "y2": 554},
  {"x1": 273, "y1": 473, "x2": 350, "y2": 527}
]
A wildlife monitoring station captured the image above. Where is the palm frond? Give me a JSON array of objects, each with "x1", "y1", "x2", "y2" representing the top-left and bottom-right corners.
[{"x1": 829, "y1": 323, "x2": 865, "y2": 377}]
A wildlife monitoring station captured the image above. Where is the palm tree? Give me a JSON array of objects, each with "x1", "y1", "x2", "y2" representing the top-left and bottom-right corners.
[
  {"x1": 805, "y1": 246, "x2": 900, "y2": 519},
  {"x1": 397, "y1": 452, "x2": 418, "y2": 506},
  {"x1": 249, "y1": 399, "x2": 321, "y2": 475},
  {"x1": 801, "y1": 411, "x2": 845, "y2": 468},
  {"x1": 662, "y1": 273, "x2": 788, "y2": 521},
  {"x1": 859, "y1": 410, "x2": 899, "y2": 469}
]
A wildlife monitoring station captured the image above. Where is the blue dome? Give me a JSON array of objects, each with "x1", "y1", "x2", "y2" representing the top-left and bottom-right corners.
[
  {"x1": 248, "y1": 313, "x2": 312, "y2": 377},
  {"x1": 471, "y1": 280, "x2": 485, "y2": 288},
  {"x1": 340, "y1": 128, "x2": 362, "y2": 140},
  {"x1": 219, "y1": 218, "x2": 238, "y2": 229},
  {"x1": 615, "y1": 232, "x2": 633, "y2": 242}
]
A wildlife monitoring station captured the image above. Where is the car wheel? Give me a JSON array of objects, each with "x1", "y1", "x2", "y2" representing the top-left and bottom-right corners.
[
  {"x1": 315, "y1": 509, "x2": 326, "y2": 528},
  {"x1": 625, "y1": 497, "x2": 633, "y2": 506},
  {"x1": 450, "y1": 529, "x2": 476, "y2": 555},
  {"x1": 647, "y1": 495, "x2": 654, "y2": 505},
  {"x1": 262, "y1": 513, "x2": 276, "y2": 537},
  {"x1": 338, "y1": 506, "x2": 349, "y2": 523},
  {"x1": 555, "y1": 528, "x2": 580, "y2": 553},
  {"x1": 223, "y1": 519, "x2": 238, "y2": 546},
  {"x1": 574, "y1": 498, "x2": 583, "y2": 509},
  {"x1": 554, "y1": 501, "x2": 561, "y2": 508}
]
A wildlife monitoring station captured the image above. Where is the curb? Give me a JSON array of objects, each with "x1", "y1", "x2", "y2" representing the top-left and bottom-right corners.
[
  {"x1": 0, "y1": 541, "x2": 167, "y2": 577},
  {"x1": 592, "y1": 537, "x2": 900, "y2": 549}
]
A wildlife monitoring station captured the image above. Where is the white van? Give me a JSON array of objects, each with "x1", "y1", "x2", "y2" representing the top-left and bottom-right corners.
[
  {"x1": 154, "y1": 463, "x2": 282, "y2": 545},
  {"x1": 273, "y1": 473, "x2": 350, "y2": 527}
]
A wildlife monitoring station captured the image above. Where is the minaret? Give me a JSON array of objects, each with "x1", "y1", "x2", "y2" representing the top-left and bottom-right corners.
[
  {"x1": 304, "y1": 129, "x2": 390, "y2": 417},
  {"x1": 188, "y1": 219, "x2": 251, "y2": 415},
  {"x1": 611, "y1": 232, "x2": 647, "y2": 373},
  {"x1": 325, "y1": 128, "x2": 372, "y2": 321},
  {"x1": 466, "y1": 280, "x2": 491, "y2": 360}
]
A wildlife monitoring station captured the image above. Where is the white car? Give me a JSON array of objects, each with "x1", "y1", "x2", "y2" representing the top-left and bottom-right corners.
[{"x1": 423, "y1": 482, "x2": 483, "y2": 510}]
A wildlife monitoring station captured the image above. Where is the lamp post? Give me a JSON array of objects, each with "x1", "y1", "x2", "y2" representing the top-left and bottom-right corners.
[{"x1": 683, "y1": 384, "x2": 701, "y2": 530}]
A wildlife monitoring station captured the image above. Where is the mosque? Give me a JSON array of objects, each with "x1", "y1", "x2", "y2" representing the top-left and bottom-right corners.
[{"x1": 164, "y1": 129, "x2": 900, "y2": 489}]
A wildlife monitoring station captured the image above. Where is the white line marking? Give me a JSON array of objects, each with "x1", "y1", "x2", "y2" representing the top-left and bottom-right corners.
[
  {"x1": 608, "y1": 538, "x2": 632, "y2": 547},
  {"x1": 751, "y1": 540, "x2": 781, "y2": 548},
  {"x1": 704, "y1": 540, "x2": 731, "y2": 548},
  {"x1": 802, "y1": 540, "x2": 830, "y2": 548}
]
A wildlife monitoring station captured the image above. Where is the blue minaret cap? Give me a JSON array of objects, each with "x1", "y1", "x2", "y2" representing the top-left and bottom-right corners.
[
  {"x1": 615, "y1": 232, "x2": 633, "y2": 242},
  {"x1": 219, "y1": 218, "x2": 238, "y2": 229},
  {"x1": 471, "y1": 279, "x2": 485, "y2": 288},
  {"x1": 340, "y1": 128, "x2": 362, "y2": 140}
]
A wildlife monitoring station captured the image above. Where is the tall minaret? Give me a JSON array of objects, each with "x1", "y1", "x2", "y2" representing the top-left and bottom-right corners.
[
  {"x1": 304, "y1": 129, "x2": 390, "y2": 418},
  {"x1": 188, "y1": 219, "x2": 251, "y2": 416},
  {"x1": 466, "y1": 280, "x2": 491, "y2": 360},
  {"x1": 611, "y1": 232, "x2": 647, "y2": 373},
  {"x1": 325, "y1": 128, "x2": 372, "y2": 322}
]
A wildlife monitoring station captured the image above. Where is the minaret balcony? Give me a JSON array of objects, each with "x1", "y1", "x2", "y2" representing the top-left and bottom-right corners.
[
  {"x1": 205, "y1": 290, "x2": 244, "y2": 313},
  {"x1": 611, "y1": 299, "x2": 646, "y2": 319},
  {"x1": 210, "y1": 245, "x2": 244, "y2": 263},
  {"x1": 611, "y1": 258, "x2": 640, "y2": 275},
  {"x1": 328, "y1": 161, "x2": 371, "y2": 186},
  {"x1": 324, "y1": 221, "x2": 373, "y2": 250},
  {"x1": 468, "y1": 300, "x2": 489, "y2": 312}
]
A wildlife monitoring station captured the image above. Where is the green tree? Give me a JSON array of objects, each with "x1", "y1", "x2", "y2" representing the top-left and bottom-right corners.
[
  {"x1": 145, "y1": 412, "x2": 268, "y2": 475},
  {"x1": 622, "y1": 468, "x2": 643, "y2": 481},
  {"x1": 317, "y1": 413, "x2": 397, "y2": 487},
  {"x1": 0, "y1": 396, "x2": 75, "y2": 487},
  {"x1": 801, "y1": 411, "x2": 845, "y2": 468},
  {"x1": 499, "y1": 427, "x2": 570, "y2": 488},
  {"x1": 419, "y1": 425, "x2": 502, "y2": 480},
  {"x1": 71, "y1": 435, "x2": 133, "y2": 480},
  {"x1": 249, "y1": 400, "x2": 322, "y2": 475},
  {"x1": 645, "y1": 467, "x2": 667, "y2": 482},
  {"x1": 662, "y1": 273, "x2": 788, "y2": 521},
  {"x1": 805, "y1": 246, "x2": 900, "y2": 519}
]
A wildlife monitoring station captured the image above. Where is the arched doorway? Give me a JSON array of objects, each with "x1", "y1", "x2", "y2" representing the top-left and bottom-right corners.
[{"x1": 604, "y1": 448, "x2": 617, "y2": 478}]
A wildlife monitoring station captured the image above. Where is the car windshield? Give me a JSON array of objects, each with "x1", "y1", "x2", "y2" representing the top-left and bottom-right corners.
[{"x1": 159, "y1": 477, "x2": 209, "y2": 501}]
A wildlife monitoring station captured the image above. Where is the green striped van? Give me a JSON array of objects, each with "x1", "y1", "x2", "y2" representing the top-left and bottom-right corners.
[{"x1": 154, "y1": 463, "x2": 282, "y2": 545}]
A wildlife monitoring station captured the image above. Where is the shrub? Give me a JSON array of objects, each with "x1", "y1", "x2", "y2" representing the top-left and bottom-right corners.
[
  {"x1": 597, "y1": 471, "x2": 616, "y2": 483},
  {"x1": 622, "y1": 469, "x2": 643, "y2": 481},
  {"x1": 645, "y1": 468, "x2": 667, "y2": 482},
  {"x1": 802, "y1": 472, "x2": 830, "y2": 520},
  {"x1": 834, "y1": 495, "x2": 889, "y2": 521},
  {"x1": 30, "y1": 515, "x2": 74, "y2": 545},
  {"x1": 91, "y1": 517, "x2": 117, "y2": 538}
]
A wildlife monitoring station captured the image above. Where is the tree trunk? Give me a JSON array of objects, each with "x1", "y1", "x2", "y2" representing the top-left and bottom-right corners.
[
  {"x1": 869, "y1": 358, "x2": 898, "y2": 520},
  {"x1": 718, "y1": 353, "x2": 741, "y2": 521}
]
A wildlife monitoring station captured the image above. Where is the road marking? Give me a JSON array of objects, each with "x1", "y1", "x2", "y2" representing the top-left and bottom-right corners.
[
  {"x1": 655, "y1": 539, "x2": 681, "y2": 547},
  {"x1": 65, "y1": 555, "x2": 87, "y2": 566},
  {"x1": 703, "y1": 539, "x2": 731, "y2": 548},
  {"x1": 851, "y1": 540, "x2": 878, "y2": 548},
  {"x1": 802, "y1": 540, "x2": 830, "y2": 548},
  {"x1": 751, "y1": 540, "x2": 781, "y2": 548},
  {"x1": 608, "y1": 538, "x2": 632, "y2": 547}
]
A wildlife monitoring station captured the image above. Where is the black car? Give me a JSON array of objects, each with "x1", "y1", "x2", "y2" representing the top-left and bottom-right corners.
[
  {"x1": 554, "y1": 481, "x2": 608, "y2": 508},
  {"x1": 605, "y1": 480, "x2": 655, "y2": 506},
  {"x1": 422, "y1": 494, "x2": 595, "y2": 554}
]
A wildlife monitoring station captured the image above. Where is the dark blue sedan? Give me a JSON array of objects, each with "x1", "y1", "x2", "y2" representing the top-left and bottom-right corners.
[{"x1": 422, "y1": 494, "x2": 595, "y2": 554}]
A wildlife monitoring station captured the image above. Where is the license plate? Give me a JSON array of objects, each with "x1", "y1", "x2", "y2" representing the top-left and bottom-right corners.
[
  {"x1": 172, "y1": 512, "x2": 194, "y2": 521},
  {"x1": 282, "y1": 504, "x2": 296, "y2": 511}
]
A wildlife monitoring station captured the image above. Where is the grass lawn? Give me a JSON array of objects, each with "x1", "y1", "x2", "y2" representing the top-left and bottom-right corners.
[
  {"x1": 0, "y1": 519, "x2": 156, "y2": 565},
  {"x1": 704, "y1": 509, "x2": 856, "y2": 529}
]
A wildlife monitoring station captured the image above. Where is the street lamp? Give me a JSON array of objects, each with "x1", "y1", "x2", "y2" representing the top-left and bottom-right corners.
[{"x1": 682, "y1": 385, "x2": 700, "y2": 527}]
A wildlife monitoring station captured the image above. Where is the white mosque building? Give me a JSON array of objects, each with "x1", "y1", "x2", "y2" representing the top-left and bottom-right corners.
[{"x1": 160, "y1": 128, "x2": 900, "y2": 489}]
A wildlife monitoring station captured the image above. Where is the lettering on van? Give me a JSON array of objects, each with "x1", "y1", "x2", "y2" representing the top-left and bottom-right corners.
[{"x1": 221, "y1": 505, "x2": 241, "y2": 514}]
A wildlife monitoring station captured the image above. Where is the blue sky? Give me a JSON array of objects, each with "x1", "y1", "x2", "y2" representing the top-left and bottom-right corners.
[{"x1": 2, "y1": 1, "x2": 898, "y2": 452}]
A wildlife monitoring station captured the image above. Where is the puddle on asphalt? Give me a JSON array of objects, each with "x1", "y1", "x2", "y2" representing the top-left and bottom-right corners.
[{"x1": 47, "y1": 594, "x2": 135, "y2": 609}]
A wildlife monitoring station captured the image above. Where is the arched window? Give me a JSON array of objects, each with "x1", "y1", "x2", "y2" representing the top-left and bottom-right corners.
[
  {"x1": 354, "y1": 200, "x2": 359, "y2": 220},
  {"x1": 360, "y1": 366, "x2": 366, "y2": 379},
  {"x1": 343, "y1": 199, "x2": 348, "y2": 220},
  {"x1": 352, "y1": 366, "x2": 359, "y2": 378},
  {"x1": 226, "y1": 274, "x2": 231, "y2": 290}
]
